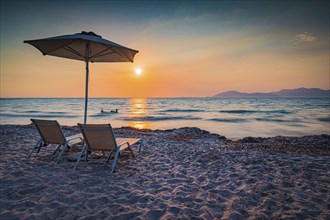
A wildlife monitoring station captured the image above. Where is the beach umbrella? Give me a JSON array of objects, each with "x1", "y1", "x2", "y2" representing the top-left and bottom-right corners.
[{"x1": 24, "y1": 31, "x2": 139, "y2": 124}]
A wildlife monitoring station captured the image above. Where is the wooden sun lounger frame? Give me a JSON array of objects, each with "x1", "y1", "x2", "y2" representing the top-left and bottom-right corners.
[
  {"x1": 74, "y1": 123, "x2": 142, "y2": 173},
  {"x1": 27, "y1": 119, "x2": 83, "y2": 163}
]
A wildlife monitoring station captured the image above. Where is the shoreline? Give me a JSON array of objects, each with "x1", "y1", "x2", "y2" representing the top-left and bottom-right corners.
[
  {"x1": 1, "y1": 125, "x2": 329, "y2": 219},
  {"x1": 1, "y1": 123, "x2": 330, "y2": 141}
]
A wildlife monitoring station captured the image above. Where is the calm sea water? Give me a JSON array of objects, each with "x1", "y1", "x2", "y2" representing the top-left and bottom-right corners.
[{"x1": 0, "y1": 98, "x2": 329, "y2": 139}]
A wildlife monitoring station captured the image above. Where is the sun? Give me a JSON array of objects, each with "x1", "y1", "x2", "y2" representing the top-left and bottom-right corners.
[{"x1": 135, "y1": 68, "x2": 142, "y2": 76}]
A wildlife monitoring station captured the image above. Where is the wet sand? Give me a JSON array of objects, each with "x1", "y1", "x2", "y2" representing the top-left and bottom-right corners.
[{"x1": 0, "y1": 125, "x2": 329, "y2": 219}]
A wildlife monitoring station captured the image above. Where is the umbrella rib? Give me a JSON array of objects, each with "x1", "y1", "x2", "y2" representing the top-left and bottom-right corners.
[
  {"x1": 89, "y1": 47, "x2": 115, "y2": 59},
  {"x1": 42, "y1": 39, "x2": 76, "y2": 55},
  {"x1": 63, "y1": 45, "x2": 86, "y2": 59},
  {"x1": 90, "y1": 45, "x2": 131, "y2": 61},
  {"x1": 91, "y1": 51, "x2": 116, "y2": 59},
  {"x1": 111, "y1": 46, "x2": 133, "y2": 62}
]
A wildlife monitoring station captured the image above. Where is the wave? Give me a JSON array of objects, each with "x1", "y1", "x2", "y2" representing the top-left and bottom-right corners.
[
  {"x1": 17, "y1": 110, "x2": 41, "y2": 113},
  {"x1": 210, "y1": 117, "x2": 303, "y2": 123},
  {"x1": 0, "y1": 113, "x2": 78, "y2": 118},
  {"x1": 14, "y1": 110, "x2": 71, "y2": 114},
  {"x1": 160, "y1": 109, "x2": 206, "y2": 113},
  {"x1": 255, "y1": 118, "x2": 302, "y2": 123},
  {"x1": 219, "y1": 110, "x2": 292, "y2": 114},
  {"x1": 120, "y1": 116, "x2": 202, "y2": 121},
  {"x1": 209, "y1": 118, "x2": 248, "y2": 123},
  {"x1": 91, "y1": 112, "x2": 119, "y2": 117}
]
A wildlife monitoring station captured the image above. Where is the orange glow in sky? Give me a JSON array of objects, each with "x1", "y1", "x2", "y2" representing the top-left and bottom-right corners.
[{"x1": 1, "y1": 1, "x2": 329, "y2": 98}]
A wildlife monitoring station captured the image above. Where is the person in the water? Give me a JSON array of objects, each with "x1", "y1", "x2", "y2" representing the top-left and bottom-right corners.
[{"x1": 101, "y1": 109, "x2": 118, "y2": 113}]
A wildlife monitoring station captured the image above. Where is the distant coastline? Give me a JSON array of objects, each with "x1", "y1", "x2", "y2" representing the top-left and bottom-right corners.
[{"x1": 213, "y1": 87, "x2": 330, "y2": 98}]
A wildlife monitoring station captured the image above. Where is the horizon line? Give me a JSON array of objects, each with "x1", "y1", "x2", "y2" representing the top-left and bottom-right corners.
[{"x1": 1, "y1": 87, "x2": 330, "y2": 99}]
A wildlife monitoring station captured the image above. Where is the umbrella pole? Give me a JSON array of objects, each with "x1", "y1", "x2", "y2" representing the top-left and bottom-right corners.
[{"x1": 84, "y1": 61, "x2": 89, "y2": 124}]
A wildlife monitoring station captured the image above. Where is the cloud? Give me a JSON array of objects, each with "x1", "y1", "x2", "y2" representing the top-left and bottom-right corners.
[{"x1": 293, "y1": 32, "x2": 317, "y2": 45}]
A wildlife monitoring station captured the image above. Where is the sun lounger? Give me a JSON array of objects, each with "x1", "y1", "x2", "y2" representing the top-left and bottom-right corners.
[
  {"x1": 74, "y1": 123, "x2": 142, "y2": 173},
  {"x1": 27, "y1": 119, "x2": 83, "y2": 163}
]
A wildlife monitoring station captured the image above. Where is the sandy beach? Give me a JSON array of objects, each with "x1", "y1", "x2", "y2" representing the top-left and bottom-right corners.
[{"x1": 0, "y1": 124, "x2": 329, "y2": 219}]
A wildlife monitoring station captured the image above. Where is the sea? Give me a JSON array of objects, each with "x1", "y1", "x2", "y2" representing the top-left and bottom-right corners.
[{"x1": 0, "y1": 98, "x2": 329, "y2": 139}]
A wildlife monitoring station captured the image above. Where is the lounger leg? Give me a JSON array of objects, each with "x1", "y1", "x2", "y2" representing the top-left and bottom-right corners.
[
  {"x1": 73, "y1": 143, "x2": 88, "y2": 171},
  {"x1": 111, "y1": 150, "x2": 121, "y2": 173},
  {"x1": 27, "y1": 147, "x2": 37, "y2": 160},
  {"x1": 26, "y1": 140, "x2": 42, "y2": 160},
  {"x1": 127, "y1": 143, "x2": 135, "y2": 157},
  {"x1": 104, "y1": 149, "x2": 115, "y2": 164},
  {"x1": 37, "y1": 145, "x2": 43, "y2": 153},
  {"x1": 53, "y1": 145, "x2": 61, "y2": 155},
  {"x1": 84, "y1": 150, "x2": 89, "y2": 162},
  {"x1": 138, "y1": 140, "x2": 143, "y2": 153},
  {"x1": 56, "y1": 142, "x2": 69, "y2": 163}
]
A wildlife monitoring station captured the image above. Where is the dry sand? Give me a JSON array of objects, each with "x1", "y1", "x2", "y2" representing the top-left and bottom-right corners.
[{"x1": 0, "y1": 125, "x2": 329, "y2": 219}]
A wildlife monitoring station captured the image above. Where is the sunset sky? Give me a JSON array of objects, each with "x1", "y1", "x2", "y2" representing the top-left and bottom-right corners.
[{"x1": 1, "y1": 0, "x2": 329, "y2": 98}]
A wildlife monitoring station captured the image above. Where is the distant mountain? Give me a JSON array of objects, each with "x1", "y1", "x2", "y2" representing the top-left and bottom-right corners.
[
  {"x1": 213, "y1": 90, "x2": 280, "y2": 98},
  {"x1": 275, "y1": 88, "x2": 330, "y2": 98},
  {"x1": 213, "y1": 88, "x2": 330, "y2": 98}
]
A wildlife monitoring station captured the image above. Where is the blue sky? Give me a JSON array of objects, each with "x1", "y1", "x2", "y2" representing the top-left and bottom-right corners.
[{"x1": 1, "y1": 0, "x2": 329, "y2": 97}]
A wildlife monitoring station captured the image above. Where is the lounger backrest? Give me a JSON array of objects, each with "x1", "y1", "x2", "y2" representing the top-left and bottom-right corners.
[
  {"x1": 77, "y1": 123, "x2": 117, "y2": 151},
  {"x1": 31, "y1": 119, "x2": 66, "y2": 145}
]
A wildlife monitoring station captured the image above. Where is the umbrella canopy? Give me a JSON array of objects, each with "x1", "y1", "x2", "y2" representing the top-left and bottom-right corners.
[{"x1": 24, "y1": 31, "x2": 139, "y2": 124}]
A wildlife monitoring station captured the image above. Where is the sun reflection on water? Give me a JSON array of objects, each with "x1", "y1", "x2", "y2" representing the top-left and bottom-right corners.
[{"x1": 128, "y1": 98, "x2": 150, "y2": 129}]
